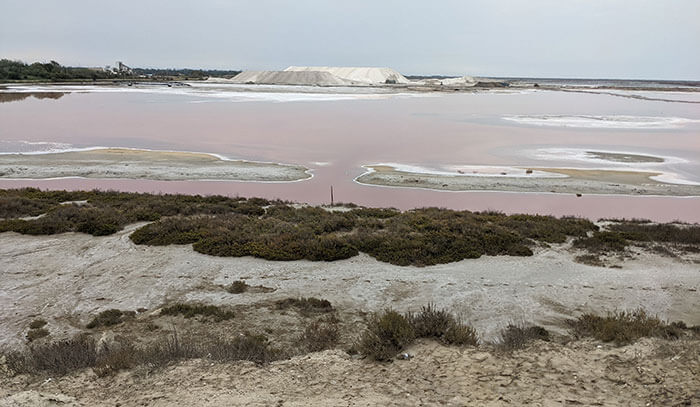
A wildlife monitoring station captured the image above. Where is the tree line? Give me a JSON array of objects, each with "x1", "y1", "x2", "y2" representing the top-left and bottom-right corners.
[{"x1": 0, "y1": 59, "x2": 241, "y2": 81}]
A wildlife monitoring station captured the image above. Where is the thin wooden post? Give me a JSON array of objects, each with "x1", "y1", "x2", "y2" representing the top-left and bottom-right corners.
[{"x1": 330, "y1": 186, "x2": 334, "y2": 206}]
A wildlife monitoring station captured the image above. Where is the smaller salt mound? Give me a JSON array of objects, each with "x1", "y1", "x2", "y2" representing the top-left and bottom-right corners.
[
  {"x1": 229, "y1": 71, "x2": 354, "y2": 86},
  {"x1": 284, "y1": 66, "x2": 411, "y2": 85}
]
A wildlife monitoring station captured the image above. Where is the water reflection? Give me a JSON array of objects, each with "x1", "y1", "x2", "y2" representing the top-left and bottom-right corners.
[{"x1": 0, "y1": 92, "x2": 66, "y2": 103}]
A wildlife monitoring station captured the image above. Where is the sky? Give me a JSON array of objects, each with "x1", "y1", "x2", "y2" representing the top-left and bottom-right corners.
[{"x1": 1, "y1": 0, "x2": 699, "y2": 79}]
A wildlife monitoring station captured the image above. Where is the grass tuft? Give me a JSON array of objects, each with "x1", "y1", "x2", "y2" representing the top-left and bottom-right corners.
[
  {"x1": 567, "y1": 309, "x2": 684, "y2": 344},
  {"x1": 29, "y1": 319, "x2": 47, "y2": 329},
  {"x1": 275, "y1": 297, "x2": 333, "y2": 315},
  {"x1": 86, "y1": 309, "x2": 133, "y2": 329},
  {"x1": 160, "y1": 303, "x2": 235, "y2": 322},
  {"x1": 299, "y1": 316, "x2": 340, "y2": 352},
  {"x1": 498, "y1": 324, "x2": 550, "y2": 350},
  {"x1": 357, "y1": 310, "x2": 415, "y2": 361},
  {"x1": 227, "y1": 280, "x2": 249, "y2": 294}
]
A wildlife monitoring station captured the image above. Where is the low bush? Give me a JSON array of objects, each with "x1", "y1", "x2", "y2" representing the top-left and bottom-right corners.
[
  {"x1": 609, "y1": 223, "x2": 700, "y2": 245},
  {"x1": 573, "y1": 231, "x2": 629, "y2": 253},
  {"x1": 407, "y1": 304, "x2": 477, "y2": 345},
  {"x1": 26, "y1": 328, "x2": 49, "y2": 342},
  {"x1": 5, "y1": 331, "x2": 279, "y2": 377},
  {"x1": 227, "y1": 280, "x2": 249, "y2": 294},
  {"x1": 299, "y1": 317, "x2": 340, "y2": 352},
  {"x1": 357, "y1": 310, "x2": 416, "y2": 361},
  {"x1": 8, "y1": 335, "x2": 97, "y2": 375},
  {"x1": 29, "y1": 319, "x2": 47, "y2": 329},
  {"x1": 0, "y1": 196, "x2": 53, "y2": 218},
  {"x1": 160, "y1": 303, "x2": 235, "y2": 322},
  {"x1": 498, "y1": 324, "x2": 550, "y2": 350},
  {"x1": 574, "y1": 254, "x2": 605, "y2": 266},
  {"x1": 86, "y1": 309, "x2": 133, "y2": 329},
  {"x1": 567, "y1": 309, "x2": 685, "y2": 344},
  {"x1": 275, "y1": 297, "x2": 333, "y2": 315},
  {"x1": 4, "y1": 188, "x2": 693, "y2": 268}
]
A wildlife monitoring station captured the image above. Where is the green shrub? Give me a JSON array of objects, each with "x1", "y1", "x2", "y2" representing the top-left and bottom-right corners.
[
  {"x1": 498, "y1": 324, "x2": 550, "y2": 350},
  {"x1": 22, "y1": 335, "x2": 96, "y2": 375},
  {"x1": 227, "y1": 280, "x2": 249, "y2": 294},
  {"x1": 0, "y1": 196, "x2": 53, "y2": 218},
  {"x1": 573, "y1": 231, "x2": 629, "y2": 253},
  {"x1": 5, "y1": 331, "x2": 278, "y2": 377},
  {"x1": 26, "y1": 328, "x2": 49, "y2": 342},
  {"x1": 357, "y1": 310, "x2": 415, "y2": 361},
  {"x1": 160, "y1": 303, "x2": 235, "y2": 322},
  {"x1": 29, "y1": 319, "x2": 47, "y2": 329},
  {"x1": 442, "y1": 322, "x2": 478, "y2": 346},
  {"x1": 567, "y1": 309, "x2": 684, "y2": 344},
  {"x1": 299, "y1": 317, "x2": 340, "y2": 352},
  {"x1": 407, "y1": 304, "x2": 478, "y2": 345},
  {"x1": 4, "y1": 188, "x2": 692, "y2": 268},
  {"x1": 609, "y1": 223, "x2": 700, "y2": 245},
  {"x1": 275, "y1": 297, "x2": 333, "y2": 315},
  {"x1": 86, "y1": 309, "x2": 129, "y2": 329}
]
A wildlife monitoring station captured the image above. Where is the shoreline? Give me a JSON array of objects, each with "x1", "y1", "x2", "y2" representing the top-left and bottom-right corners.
[
  {"x1": 0, "y1": 148, "x2": 312, "y2": 182},
  {"x1": 355, "y1": 164, "x2": 700, "y2": 197}
]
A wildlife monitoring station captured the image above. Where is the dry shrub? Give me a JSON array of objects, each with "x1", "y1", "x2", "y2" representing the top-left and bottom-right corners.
[
  {"x1": 407, "y1": 304, "x2": 477, "y2": 345},
  {"x1": 227, "y1": 280, "x2": 249, "y2": 294},
  {"x1": 567, "y1": 309, "x2": 684, "y2": 344},
  {"x1": 5, "y1": 331, "x2": 279, "y2": 377},
  {"x1": 160, "y1": 303, "x2": 235, "y2": 322},
  {"x1": 9, "y1": 335, "x2": 97, "y2": 375},
  {"x1": 29, "y1": 319, "x2": 47, "y2": 329},
  {"x1": 275, "y1": 297, "x2": 333, "y2": 315},
  {"x1": 26, "y1": 328, "x2": 49, "y2": 342},
  {"x1": 498, "y1": 324, "x2": 550, "y2": 350},
  {"x1": 573, "y1": 231, "x2": 629, "y2": 253},
  {"x1": 575, "y1": 254, "x2": 605, "y2": 267},
  {"x1": 357, "y1": 310, "x2": 415, "y2": 361},
  {"x1": 86, "y1": 309, "x2": 132, "y2": 329},
  {"x1": 300, "y1": 317, "x2": 340, "y2": 352}
]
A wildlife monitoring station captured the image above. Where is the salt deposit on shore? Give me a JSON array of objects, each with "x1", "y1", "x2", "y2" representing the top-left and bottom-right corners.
[
  {"x1": 355, "y1": 164, "x2": 700, "y2": 196},
  {"x1": 0, "y1": 148, "x2": 311, "y2": 182}
]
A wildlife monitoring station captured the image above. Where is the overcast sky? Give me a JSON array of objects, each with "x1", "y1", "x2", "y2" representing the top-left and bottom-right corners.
[{"x1": 1, "y1": 0, "x2": 699, "y2": 79}]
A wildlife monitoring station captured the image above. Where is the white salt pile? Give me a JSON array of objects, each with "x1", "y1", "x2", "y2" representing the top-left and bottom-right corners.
[
  {"x1": 228, "y1": 70, "x2": 354, "y2": 86},
  {"x1": 284, "y1": 66, "x2": 411, "y2": 84}
]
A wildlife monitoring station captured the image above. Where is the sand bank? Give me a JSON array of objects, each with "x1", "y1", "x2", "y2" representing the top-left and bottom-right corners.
[
  {"x1": 0, "y1": 148, "x2": 311, "y2": 182},
  {"x1": 355, "y1": 164, "x2": 700, "y2": 196},
  {"x1": 3, "y1": 338, "x2": 698, "y2": 406}
]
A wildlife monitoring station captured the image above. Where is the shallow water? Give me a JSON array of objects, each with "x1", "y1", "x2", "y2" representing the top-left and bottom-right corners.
[{"x1": 1, "y1": 84, "x2": 699, "y2": 222}]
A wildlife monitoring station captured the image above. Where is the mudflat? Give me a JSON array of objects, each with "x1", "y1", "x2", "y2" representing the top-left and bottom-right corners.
[
  {"x1": 356, "y1": 164, "x2": 700, "y2": 196},
  {"x1": 0, "y1": 148, "x2": 311, "y2": 182}
]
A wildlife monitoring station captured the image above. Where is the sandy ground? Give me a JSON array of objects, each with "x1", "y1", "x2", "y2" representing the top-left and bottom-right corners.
[
  {"x1": 0, "y1": 149, "x2": 311, "y2": 182},
  {"x1": 1, "y1": 223, "x2": 699, "y2": 405},
  {"x1": 2, "y1": 337, "x2": 699, "y2": 406},
  {"x1": 1, "y1": 223, "x2": 699, "y2": 349},
  {"x1": 356, "y1": 165, "x2": 700, "y2": 196}
]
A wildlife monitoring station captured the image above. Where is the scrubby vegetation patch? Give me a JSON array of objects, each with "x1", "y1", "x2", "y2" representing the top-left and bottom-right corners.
[
  {"x1": 160, "y1": 303, "x2": 235, "y2": 322},
  {"x1": 567, "y1": 309, "x2": 686, "y2": 344},
  {"x1": 275, "y1": 297, "x2": 334, "y2": 315},
  {"x1": 86, "y1": 309, "x2": 134, "y2": 329},
  {"x1": 358, "y1": 306, "x2": 478, "y2": 361}
]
